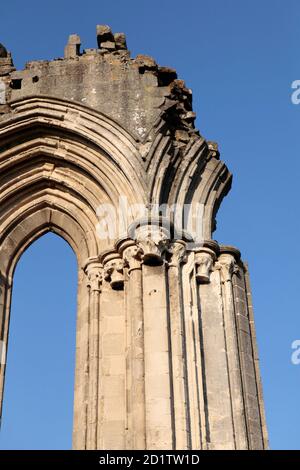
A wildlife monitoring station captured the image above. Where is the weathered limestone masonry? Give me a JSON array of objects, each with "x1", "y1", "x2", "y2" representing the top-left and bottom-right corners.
[{"x1": 0, "y1": 26, "x2": 268, "y2": 449}]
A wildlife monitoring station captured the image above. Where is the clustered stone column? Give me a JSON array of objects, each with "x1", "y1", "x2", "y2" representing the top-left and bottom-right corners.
[
  {"x1": 166, "y1": 240, "x2": 188, "y2": 449},
  {"x1": 84, "y1": 258, "x2": 103, "y2": 449},
  {"x1": 0, "y1": 25, "x2": 268, "y2": 450},
  {"x1": 77, "y1": 219, "x2": 265, "y2": 450},
  {"x1": 215, "y1": 247, "x2": 248, "y2": 449},
  {"x1": 117, "y1": 240, "x2": 145, "y2": 449}
]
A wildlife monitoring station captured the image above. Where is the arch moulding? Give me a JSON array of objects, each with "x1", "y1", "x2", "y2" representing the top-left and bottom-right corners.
[{"x1": 0, "y1": 27, "x2": 268, "y2": 450}]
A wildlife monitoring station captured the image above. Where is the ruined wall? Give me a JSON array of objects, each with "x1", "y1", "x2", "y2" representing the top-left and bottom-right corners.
[
  {"x1": 1, "y1": 26, "x2": 196, "y2": 143},
  {"x1": 0, "y1": 26, "x2": 268, "y2": 450}
]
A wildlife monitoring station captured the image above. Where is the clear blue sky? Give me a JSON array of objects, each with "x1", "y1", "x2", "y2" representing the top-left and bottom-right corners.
[{"x1": 0, "y1": 0, "x2": 299, "y2": 450}]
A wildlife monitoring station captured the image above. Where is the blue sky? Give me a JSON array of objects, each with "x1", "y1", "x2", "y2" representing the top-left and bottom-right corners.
[{"x1": 0, "y1": 0, "x2": 299, "y2": 450}]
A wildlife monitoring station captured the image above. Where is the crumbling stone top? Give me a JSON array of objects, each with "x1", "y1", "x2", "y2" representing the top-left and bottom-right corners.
[
  {"x1": 96, "y1": 25, "x2": 127, "y2": 51},
  {"x1": 0, "y1": 43, "x2": 14, "y2": 79},
  {"x1": 0, "y1": 43, "x2": 7, "y2": 58},
  {"x1": 0, "y1": 25, "x2": 200, "y2": 143}
]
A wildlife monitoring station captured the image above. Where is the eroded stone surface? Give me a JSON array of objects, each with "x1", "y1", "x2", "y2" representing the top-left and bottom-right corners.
[{"x1": 0, "y1": 26, "x2": 268, "y2": 451}]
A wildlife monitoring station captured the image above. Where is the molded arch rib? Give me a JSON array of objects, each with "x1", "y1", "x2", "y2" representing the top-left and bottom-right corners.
[
  {"x1": 0, "y1": 95, "x2": 147, "y2": 207},
  {"x1": 148, "y1": 136, "x2": 232, "y2": 240}
]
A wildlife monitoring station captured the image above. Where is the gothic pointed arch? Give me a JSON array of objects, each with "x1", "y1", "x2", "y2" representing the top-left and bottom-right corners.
[{"x1": 0, "y1": 26, "x2": 268, "y2": 450}]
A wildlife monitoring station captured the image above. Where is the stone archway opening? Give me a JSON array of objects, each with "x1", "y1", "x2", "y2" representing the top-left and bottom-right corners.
[
  {"x1": 0, "y1": 232, "x2": 77, "y2": 450},
  {"x1": 0, "y1": 24, "x2": 268, "y2": 449}
]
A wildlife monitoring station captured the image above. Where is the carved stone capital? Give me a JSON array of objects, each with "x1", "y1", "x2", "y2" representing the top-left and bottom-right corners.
[
  {"x1": 216, "y1": 246, "x2": 241, "y2": 283},
  {"x1": 117, "y1": 239, "x2": 143, "y2": 274},
  {"x1": 84, "y1": 258, "x2": 103, "y2": 292},
  {"x1": 131, "y1": 221, "x2": 170, "y2": 266},
  {"x1": 194, "y1": 247, "x2": 216, "y2": 284},
  {"x1": 193, "y1": 240, "x2": 219, "y2": 284},
  {"x1": 100, "y1": 251, "x2": 125, "y2": 290},
  {"x1": 216, "y1": 253, "x2": 239, "y2": 283},
  {"x1": 167, "y1": 240, "x2": 187, "y2": 267},
  {"x1": 219, "y1": 245, "x2": 241, "y2": 261}
]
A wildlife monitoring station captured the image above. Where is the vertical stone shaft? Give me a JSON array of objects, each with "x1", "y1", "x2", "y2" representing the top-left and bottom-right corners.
[
  {"x1": 98, "y1": 252, "x2": 126, "y2": 449},
  {"x1": 143, "y1": 263, "x2": 173, "y2": 449},
  {"x1": 182, "y1": 256, "x2": 206, "y2": 449},
  {"x1": 87, "y1": 287, "x2": 100, "y2": 448},
  {"x1": 127, "y1": 267, "x2": 146, "y2": 448},
  {"x1": 85, "y1": 261, "x2": 102, "y2": 449},
  {"x1": 167, "y1": 242, "x2": 189, "y2": 449},
  {"x1": 244, "y1": 266, "x2": 268, "y2": 449},
  {"x1": 197, "y1": 268, "x2": 236, "y2": 449},
  {"x1": 233, "y1": 263, "x2": 267, "y2": 449},
  {"x1": 193, "y1": 245, "x2": 221, "y2": 449},
  {"x1": 72, "y1": 271, "x2": 89, "y2": 449},
  {"x1": 218, "y1": 252, "x2": 248, "y2": 449}
]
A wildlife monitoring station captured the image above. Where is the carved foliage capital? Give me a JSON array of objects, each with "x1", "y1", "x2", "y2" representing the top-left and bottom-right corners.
[
  {"x1": 216, "y1": 254, "x2": 239, "y2": 283},
  {"x1": 101, "y1": 251, "x2": 125, "y2": 290},
  {"x1": 194, "y1": 248, "x2": 216, "y2": 284},
  {"x1": 123, "y1": 244, "x2": 143, "y2": 273},
  {"x1": 167, "y1": 240, "x2": 187, "y2": 267},
  {"x1": 84, "y1": 260, "x2": 103, "y2": 292},
  {"x1": 135, "y1": 225, "x2": 170, "y2": 266}
]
